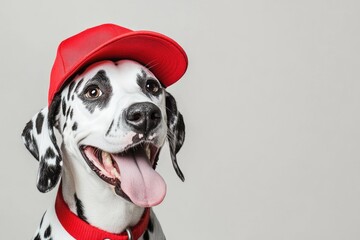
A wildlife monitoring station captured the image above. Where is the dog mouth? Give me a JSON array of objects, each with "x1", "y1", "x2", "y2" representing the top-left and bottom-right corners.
[{"x1": 80, "y1": 143, "x2": 166, "y2": 207}]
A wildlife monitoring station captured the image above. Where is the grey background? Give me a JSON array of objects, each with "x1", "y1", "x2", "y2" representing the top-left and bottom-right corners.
[{"x1": 1, "y1": 0, "x2": 359, "y2": 239}]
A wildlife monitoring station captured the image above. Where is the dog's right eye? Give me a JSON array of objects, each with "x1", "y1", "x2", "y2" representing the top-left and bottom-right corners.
[
  {"x1": 145, "y1": 79, "x2": 162, "y2": 96},
  {"x1": 84, "y1": 85, "x2": 103, "y2": 99}
]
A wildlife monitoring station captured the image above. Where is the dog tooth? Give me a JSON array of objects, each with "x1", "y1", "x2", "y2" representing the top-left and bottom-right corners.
[
  {"x1": 145, "y1": 147, "x2": 151, "y2": 160},
  {"x1": 112, "y1": 168, "x2": 120, "y2": 178},
  {"x1": 102, "y1": 151, "x2": 108, "y2": 159},
  {"x1": 105, "y1": 156, "x2": 112, "y2": 165},
  {"x1": 102, "y1": 151, "x2": 110, "y2": 161},
  {"x1": 102, "y1": 152, "x2": 113, "y2": 168}
]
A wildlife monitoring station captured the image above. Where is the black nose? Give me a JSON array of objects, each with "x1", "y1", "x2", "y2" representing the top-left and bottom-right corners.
[{"x1": 125, "y1": 102, "x2": 162, "y2": 134}]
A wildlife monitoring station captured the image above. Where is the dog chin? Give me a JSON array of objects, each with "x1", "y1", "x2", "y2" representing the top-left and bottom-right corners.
[{"x1": 79, "y1": 141, "x2": 167, "y2": 207}]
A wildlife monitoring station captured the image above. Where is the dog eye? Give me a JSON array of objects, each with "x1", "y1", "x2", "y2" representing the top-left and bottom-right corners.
[
  {"x1": 145, "y1": 79, "x2": 161, "y2": 95},
  {"x1": 84, "y1": 85, "x2": 103, "y2": 99}
]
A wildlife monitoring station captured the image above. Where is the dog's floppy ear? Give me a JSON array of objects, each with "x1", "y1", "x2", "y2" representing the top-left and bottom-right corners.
[
  {"x1": 21, "y1": 95, "x2": 62, "y2": 193},
  {"x1": 165, "y1": 92, "x2": 186, "y2": 181}
]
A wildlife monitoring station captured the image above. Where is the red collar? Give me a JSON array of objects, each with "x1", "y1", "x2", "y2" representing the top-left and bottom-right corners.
[{"x1": 55, "y1": 189, "x2": 150, "y2": 240}]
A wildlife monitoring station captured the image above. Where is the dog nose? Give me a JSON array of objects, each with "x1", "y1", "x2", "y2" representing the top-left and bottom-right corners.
[{"x1": 125, "y1": 102, "x2": 161, "y2": 134}]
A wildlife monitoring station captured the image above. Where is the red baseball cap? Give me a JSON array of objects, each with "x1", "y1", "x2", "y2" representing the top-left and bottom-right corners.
[{"x1": 48, "y1": 23, "x2": 188, "y2": 105}]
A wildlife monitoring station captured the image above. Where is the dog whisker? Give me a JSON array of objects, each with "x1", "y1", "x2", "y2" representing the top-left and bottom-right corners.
[{"x1": 145, "y1": 60, "x2": 160, "y2": 71}]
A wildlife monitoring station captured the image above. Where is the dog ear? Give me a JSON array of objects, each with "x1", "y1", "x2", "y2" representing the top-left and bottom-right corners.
[
  {"x1": 21, "y1": 94, "x2": 62, "y2": 193},
  {"x1": 165, "y1": 92, "x2": 186, "y2": 181}
]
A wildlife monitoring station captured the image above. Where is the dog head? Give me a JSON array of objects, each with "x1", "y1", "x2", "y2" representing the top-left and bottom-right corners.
[{"x1": 22, "y1": 60, "x2": 185, "y2": 207}]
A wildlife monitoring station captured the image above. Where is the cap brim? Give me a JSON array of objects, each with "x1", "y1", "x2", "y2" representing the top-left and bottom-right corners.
[{"x1": 64, "y1": 31, "x2": 188, "y2": 88}]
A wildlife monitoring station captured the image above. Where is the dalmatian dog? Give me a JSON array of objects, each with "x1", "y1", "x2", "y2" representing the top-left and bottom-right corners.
[{"x1": 22, "y1": 59, "x2": 185, "y2": 240}]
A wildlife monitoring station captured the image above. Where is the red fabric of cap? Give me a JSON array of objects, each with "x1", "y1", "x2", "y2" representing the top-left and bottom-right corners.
[{"x1": 49, "y1": 24, "x2": 188, "y2": 105}]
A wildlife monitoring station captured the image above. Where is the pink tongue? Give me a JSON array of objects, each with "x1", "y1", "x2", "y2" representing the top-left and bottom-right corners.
[{"x1": 111, "y1": 149, "x2": 167, "y2": 207}]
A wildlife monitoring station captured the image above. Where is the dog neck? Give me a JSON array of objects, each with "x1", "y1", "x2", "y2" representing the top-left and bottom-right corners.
[{"x1": 60, "y1": 149, "x2": 145, "y2": 234}]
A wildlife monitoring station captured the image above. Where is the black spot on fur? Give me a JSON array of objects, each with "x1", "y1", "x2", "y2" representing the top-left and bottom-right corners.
[
  {"x1": 48, "y1": 94, "x2": 61, "y2": 130},
  {"x1": 63, "y1": 122, "x2": 67, "y2": 131},
  {"x1": 40, "y1": 211, "x2": 46, "y2": 228},
  {"x1": 47, "y1": 95, "x2": 62, "y2": 150},
  {"x1": 74, "y1": 78, "x2": 84, "y2": 93},
  {"x1": 67, "y1": 81, "x2": 76, "y2": 100},
  {"x1": 74, "y1": 193, "x2": 88, "y2": 222},
  {"x1": 44, "y1": 147, "x2": 55, "y2": 159},
  {"x1": 66, "y1": 107, "x2": 71, "y2": 118},
  {"x1": 44, "y1": 225, "x2": 52, "y2": 238},
  {"x1": 33, "y1": 233, "x2": 41, "y2": 240},
  {"x1": 72, "y1": 122, "x2": 78, "y2": 131},
  {"x1": 70, "y1": 109, "x2": 74, "y2": 120},
  {"x1": 105, "y1": 120, "x2": 114, "y2": 136},
  {"x1": 35, "y1": 112, "x2": 44, "y2": 135},
  {"x1": 78, "y1": 70, "x2": 113, "y2": 113},
  {"x1": 48, "y1": 94, "x2": 62, "y2": 136},
  {"x1": 143, "y1": 230, "x2": 150, "y2": 240},
  {"x1": 62, "y1": 98, "x2": 66, "y2": 116},
  {"x1": 148, "y1": 218, "x2": 154, "y2": 232},
  {"x1": 22, "y1": 120, "x2": 39, "y2": 160}
]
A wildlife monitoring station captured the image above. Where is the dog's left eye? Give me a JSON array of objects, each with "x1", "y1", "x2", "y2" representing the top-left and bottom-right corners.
[
  {"x1": 146, "y1": 79, "x2": 162, "y2": 95},
  {"x1": 84, "y1": 85, "x2": 103, "y2": 99}
]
